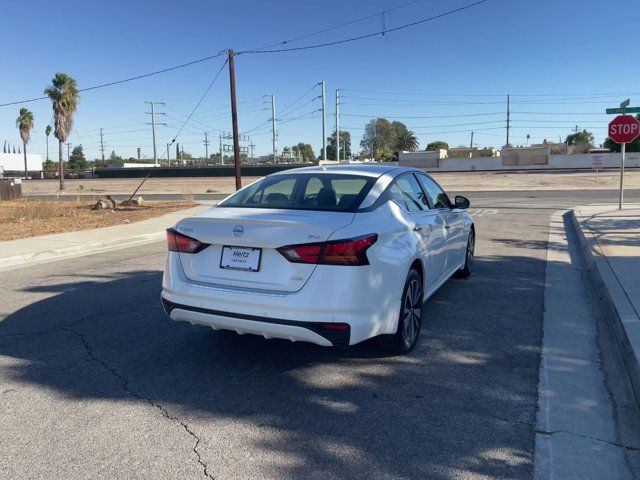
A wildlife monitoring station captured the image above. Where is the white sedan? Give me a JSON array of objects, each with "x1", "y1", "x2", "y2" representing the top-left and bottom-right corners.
[{"x1": 161, "y1": 165, "x2": 474, "y2": 354}]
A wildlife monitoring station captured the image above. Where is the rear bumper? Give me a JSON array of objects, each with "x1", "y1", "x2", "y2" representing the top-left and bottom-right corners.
[
  {"x1": 161, "y1": 252, "x2": 403, "y2": 346},
  {"x1": 162, "y1": 298, "x2": 349, "y2": 346}
]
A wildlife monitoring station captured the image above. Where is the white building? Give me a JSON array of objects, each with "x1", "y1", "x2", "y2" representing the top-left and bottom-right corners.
[{"x1": 0, "y1": 152, "x2": 43, "y2": 173}]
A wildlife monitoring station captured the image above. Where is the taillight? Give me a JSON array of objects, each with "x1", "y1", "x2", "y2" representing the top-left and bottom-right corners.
[
  {"x1": 277, "y1": 234, "x2": 377, "y2": 266},
  {"x1": 166, "y1": 228, "x2": 209, "y2": 254}
]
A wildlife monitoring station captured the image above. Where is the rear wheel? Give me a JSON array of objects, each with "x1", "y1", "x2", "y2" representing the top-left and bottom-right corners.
[
  {"x1": 379, "y1": 269, "x2": 423, "y2": 354},
  {"x1": 455, "y1": 229, "x2": 475, "y2": 278}
]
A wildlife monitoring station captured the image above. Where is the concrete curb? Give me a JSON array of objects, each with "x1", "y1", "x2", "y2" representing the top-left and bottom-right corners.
[
  {"x1": 570, "y1": 208, "x2": 640, "y2": 408},
  {"x1": 0, "y1": 204, "x2": 210, "y2": 272},
  {"x1": 0, "y1": 231, "x2": 166, "y2": 271}
]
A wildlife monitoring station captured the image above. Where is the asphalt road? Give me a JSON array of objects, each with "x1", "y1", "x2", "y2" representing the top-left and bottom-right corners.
[{"x1": 0, "y1": 190, "x2": 633, "y2": 479}]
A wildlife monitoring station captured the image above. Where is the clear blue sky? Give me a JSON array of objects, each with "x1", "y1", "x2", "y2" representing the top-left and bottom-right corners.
[{"x1": 1, "y1": 0, "x2": 639, "y2": 161}]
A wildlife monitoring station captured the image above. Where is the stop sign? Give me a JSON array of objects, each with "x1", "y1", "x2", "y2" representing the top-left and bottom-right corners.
[{"x1": 608, "y1": 115, "x2": 640, "y2": 144}]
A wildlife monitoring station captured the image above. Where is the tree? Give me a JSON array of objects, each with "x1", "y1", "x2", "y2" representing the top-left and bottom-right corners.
[
  {"x1": 292, "y1": 143, "x2": 314, "y2": 161},
  {"x1": 395, "y1": 129, "x2": 419, "y2": 152},
  {"x1": 16, "y1": 108, "x2": 34, "y2": 178},
  {"x1": 426, "y1": 141, "x2": 449, "y2": 151},
  {"x1": 109, "y1": 150, "x2": 124, "y2": 166},
  {"x1": 603, "y1": 115, "x2": 640, "y2": 152},
  {"x1": 69, "y1": 144, "x2": 87, "y2": 170},
  {"x1": 323, "y1": 131, "x2": 351, "y2": 160},
  {"x1": 44, "y1": 73, "x2": 79, "y2": 190},
  {"x1": 565, "y1": 129, "x2": 594, "y2": 146},
  {"x1": 360, "y1": 118, "x2": 394, "y2": 159},
  {"x1": 360, "y1": 118, "x2": 416, "y2": 160},
  {"x1": 43, "y1": 159, "x2": 57, "y2": 171},
  {"x1": 45, "y1": 125, "x2": 52, "y2": 161}
]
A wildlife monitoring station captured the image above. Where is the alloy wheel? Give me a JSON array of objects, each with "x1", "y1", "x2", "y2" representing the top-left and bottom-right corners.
[
  {"x1": 402, "y1": 279, "x2": 422, "y2": 347},
  {"x1": 466, "y1": 232, "x2": 475, "y2": 272}
]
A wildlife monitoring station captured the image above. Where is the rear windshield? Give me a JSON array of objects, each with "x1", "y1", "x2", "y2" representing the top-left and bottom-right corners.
[{"x1": 218, "y1": 173, "x2": 376, "y2": 211}]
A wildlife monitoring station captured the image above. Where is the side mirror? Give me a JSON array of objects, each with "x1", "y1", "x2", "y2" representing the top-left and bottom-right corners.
[{"x1": 454, "y1": 195, "x2": 470, "y2": 209}]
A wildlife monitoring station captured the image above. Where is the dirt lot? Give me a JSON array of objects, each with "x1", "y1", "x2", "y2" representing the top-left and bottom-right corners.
[
  {"x1": 21, "y1": 169, "x2": 640, "y2": 197},
  {"x1": 0, "y1": 200, "x2": 196, "y2": 241}
]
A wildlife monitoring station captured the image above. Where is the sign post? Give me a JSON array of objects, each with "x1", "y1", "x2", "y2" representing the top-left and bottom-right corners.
[
  {"x1": 606, "y1": 100, "x2": 640, "y2": 209},
  {"x1": 592, "y1": 155, "x2": 603, "y2": 184}
]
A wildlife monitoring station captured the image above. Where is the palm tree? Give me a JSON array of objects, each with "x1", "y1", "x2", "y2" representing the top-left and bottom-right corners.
[
  {"x1": 395, "y1": 130, "x2": 419, "y2": 153},
  {"x1": 16, "y1": 108, "x2": 34, "y2": 179},
  {"x1": 45, "y1": 125, "x2": 52, "y2": 161},
  {"x1": 44, "y1": 73, "x2": 79, "y2": 190}
]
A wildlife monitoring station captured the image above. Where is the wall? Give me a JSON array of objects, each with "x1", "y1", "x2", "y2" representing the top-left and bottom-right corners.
[
  {"x1": 0, "y1": 153, "x2": 42, "y2": 172},
  {"x1": 501, "y1": 146, "x2": 550, "y2": 166},
  {"x1": 398, "y1": 150, "x2": 445, "y2": 168},
  {"x1": 413, "y1": 152, "x2": 640, "y2": 172},
  {"x1": 94, "y1": 163, "x2": 312, "y2": 178}
]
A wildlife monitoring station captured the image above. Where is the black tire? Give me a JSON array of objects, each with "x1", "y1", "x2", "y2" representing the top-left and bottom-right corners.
[
  {"x1": 454, "y1": 229, "x2": 475, "y2": 278},
  {"x1": 379, "y1": 268, "x2": 423, "y2": 354}
]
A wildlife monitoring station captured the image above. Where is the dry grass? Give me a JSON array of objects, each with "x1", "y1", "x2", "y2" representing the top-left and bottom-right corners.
[
  {"x1": 0, "y1": 199, "x2": 197, "y2": 241},
  {"x1": 9, "y1": 199, "x2": 83, "y2": 223}
]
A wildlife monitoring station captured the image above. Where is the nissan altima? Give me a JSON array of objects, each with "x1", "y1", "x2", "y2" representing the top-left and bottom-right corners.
[{"x1": 161, "y1": 165, "x2": 474, "y2": 354}]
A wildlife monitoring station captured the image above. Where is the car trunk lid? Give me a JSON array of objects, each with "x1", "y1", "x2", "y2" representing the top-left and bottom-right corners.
[{"x1": 175, "y1": 207, "x2": 355, "y2": 293}]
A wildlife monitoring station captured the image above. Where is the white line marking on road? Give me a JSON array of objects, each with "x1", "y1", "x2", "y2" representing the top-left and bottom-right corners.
[{"x1": 468, "y1": 208, "x2": 499, "y2": 217}]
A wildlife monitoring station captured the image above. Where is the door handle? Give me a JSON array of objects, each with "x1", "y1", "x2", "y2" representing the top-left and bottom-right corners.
[{"x1": 413, "y1": 224, "x2": 423, "y2": 232}]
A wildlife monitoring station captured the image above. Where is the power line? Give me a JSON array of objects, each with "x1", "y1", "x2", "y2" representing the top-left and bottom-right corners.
[
  {"x1": 278, "y1": 84, "x2": 320, "y2": 116},
  {"x1": 343, "y1": 119, "x2": 505, "y2": 130},
  {"x1": 241, "y1": 118, "x2": 272, "y2": 135},
  {"x1": 341, "y1": 112, "x2": 505, "y2": 119},
  {"x1": 247, "y1": 0, "x2": 429, "y2": 51},
  {"x1": 341, "y1": 88, "x2": 640, "y2": 98},
  {"x1": 0, "y1": 51, "x2": 227, "y2": 108},
  {"x1": 278, "y1": 96, "x2": 320, "y2": 120},
  {"x1": 166, "y1": 58, "x2": 228, "y2": 148},
  {"x1": 511, "y1": 111, "x2": 607, "y2": 115},
  {"x1": 239, "y1": 1, "x2": 489, "y2": 54}
]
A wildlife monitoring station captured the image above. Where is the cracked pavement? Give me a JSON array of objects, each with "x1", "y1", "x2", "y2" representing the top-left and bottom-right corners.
[{"x1": 1, "y1": 191, "x2": 639, "y2": 479}]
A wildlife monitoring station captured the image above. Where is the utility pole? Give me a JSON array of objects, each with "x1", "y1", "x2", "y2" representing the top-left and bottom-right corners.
[
  {"x1": 335, "y1": 89, "x2": 340, "y2": 161},
  {"x1": 203, "y1": 132, "x2": 210, "y2": 162},
  {"x1": 66, "y1": 143, "x2": 72, "y2": 162},
  {"x1": 219, "y1": 134, "x2": 223, "y2": 165},
  {"x1": 249, "y1": 141, "x2": 255, "y2": 161},
  {"x1": 470, "y1": 131, "x2": 474, "y2": 158},
  {"x1": 145, "y1": 101, "x2": 157, "y2": 165},
  {"x1": 166, "y1": 143, "x2": 171, "y2": 163},
  {"x1": 145, "y1": 101, "x2": 165, "y2": 166},
  {"x1": 506, "y1": 94, "x2": 510, "y2": 148},
  {"x1": 99, "y1": 128, "x2": 105, "y2": 163},
  {"x1": 321, "y1": 81, "x2": 327, "y2": 161},
  {"x1": 271, "y1": 94, "x2": 277, "y2": 163},
  {"x1": 575, "y1": 125, "x2": 579, "y2": 134},
  {"x1": 228, "y1": 49, "x2": 242, "y2": 190}
]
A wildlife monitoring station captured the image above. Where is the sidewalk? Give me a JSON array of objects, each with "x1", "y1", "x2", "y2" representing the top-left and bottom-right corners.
[
  {"x1": 572, "y1": 204, "x2": 640, "y2": 406},
  {"x1": 0, "y1": 204, "x2": 210, "y2": 271}
]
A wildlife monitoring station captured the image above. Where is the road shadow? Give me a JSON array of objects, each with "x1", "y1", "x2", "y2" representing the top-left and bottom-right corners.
[{"x1": 0, "y1": 253, "x2": 545, "y2": 479}]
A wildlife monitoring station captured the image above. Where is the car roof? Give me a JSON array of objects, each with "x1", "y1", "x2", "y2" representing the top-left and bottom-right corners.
[{"x1": 270, "y1": 164, "x2": 418, "y2": 178}]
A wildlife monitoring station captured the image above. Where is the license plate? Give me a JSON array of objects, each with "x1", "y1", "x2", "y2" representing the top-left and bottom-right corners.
[{"x1": 220, "y1": 246, "x2": 262, "y2": 272}]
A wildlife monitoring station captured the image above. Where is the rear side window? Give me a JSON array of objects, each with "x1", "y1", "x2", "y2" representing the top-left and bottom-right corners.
[
  {"x1": 218, "y1": 173, "x2": 376, "y2": 212},
  {"x1": 393, "y1": 174, "x2": 428, "y2": 212},
  {"x1": 388, "y1": 184, "x2": 407, "y2": 210},
  {"x1": 416, "y1": 174, "x2": 450, "y2": 209}
]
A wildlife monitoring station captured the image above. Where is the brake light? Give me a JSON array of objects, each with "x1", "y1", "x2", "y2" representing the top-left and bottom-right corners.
[
  {"x1": 277, "y1": 234, "x2": 377, "y2": 266},
  {"x1": 166, "y1": 228, "x2": 209, "y2": 254}
]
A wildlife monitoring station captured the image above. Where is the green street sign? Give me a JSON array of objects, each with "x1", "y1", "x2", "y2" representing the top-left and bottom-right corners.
[{"x1": 606, "y1": 107, "x2": 640, "y2": 114}]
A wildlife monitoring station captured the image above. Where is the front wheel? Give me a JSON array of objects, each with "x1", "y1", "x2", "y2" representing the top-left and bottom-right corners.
[
  {"x1": 454, "y1": 229, "x2": 475, "y2": 278},
  {"x1": 379, "y1": 268, "x2": 423, "y2": 354}
]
